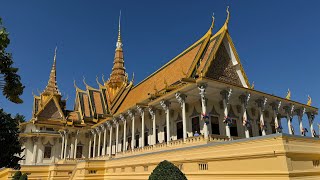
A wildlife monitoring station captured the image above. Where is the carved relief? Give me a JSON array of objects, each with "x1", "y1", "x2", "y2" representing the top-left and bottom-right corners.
[{"x1": 206, "y1": 44, "x2": 242, "y2": 86}]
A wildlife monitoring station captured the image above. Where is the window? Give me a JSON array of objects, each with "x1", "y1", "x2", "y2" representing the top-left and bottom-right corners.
[
  {"x1": 46, "y1": 127, "x2": 54, "y2": 131},
  {"x1": 210, "y1": 116, "x2": 220, "y2": 135},
  {"x1": 156, "y1": 128, "x2": 159, "y2": 143},
  {"x1": 44, "y1": 146, "x2": 52, "y2": 158},
  {"x1": 191, "y1": 116, "x2": 200, "y2": 135},
  {"x1": 198, "y1": 163, "x2": 208, "y2": 171},
  {"x1": 76, "y1": 146, "x2": 83, "y2": 158},
  {"x1": 230, "y1": 119, "x2": 238, "y2": 137}
]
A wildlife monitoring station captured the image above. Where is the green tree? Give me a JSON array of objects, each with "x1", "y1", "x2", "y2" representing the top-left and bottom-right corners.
[
  {"x1": 0, "y1": 17, "x2": 24, "y2": 103},
  {"x1": 0, "y1": 17, "x2": 25, "y2": 170},
  {"x1": 0, "y1": 109, "x2": 24, "y2": 169},
  {"x1": 19, "y1": 173, "x2": 28, "y2": 180},
  {"x1": 12, "y1": 171, "x2": 22, "y2": 180},
  {"x1": 149, "y1": 160, "x2": 187, "y2": 180}
]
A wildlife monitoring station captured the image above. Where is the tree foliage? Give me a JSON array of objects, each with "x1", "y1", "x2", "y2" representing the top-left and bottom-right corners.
[
  {"x1": 0, "y1": 109, "x2": 23, "y2": 169},
  {"x1": 0, "y1": 17, "x2": 24, "y2": 103},
  {"x1": 149, "y1": 160, "x2": 187, "y2": 180}
]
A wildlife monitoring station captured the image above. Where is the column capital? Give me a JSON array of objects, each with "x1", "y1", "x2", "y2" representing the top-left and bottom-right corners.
[
  {"x1": 239, "y1": 93, "x2": 250, "y2": 108},
  {"x1": 160, "y1": 100, "x2": 170, "y2": 112},
  {"x1": 220, "y1": 88, "x2": 232, "y2": 104},
  {"x1": 198, "y1": 84, "x2": 207, "y2": 99},
  {"x1": 283, "y1": 104, "x2": 295, "y2": 115},
  {"x1": 113, "y1": 118, "x2": 119, "y2": 126},
  {"x1": 19, "y1": 137, "x2": 28, "y2": 144},
  {"x1": 95, "y1": 127, "x2": 101, "y2": 133},
  {"x1": 106, "y1": 121, "x2": 113, "y2": 128},
  {"x1": 175, "y1": 92, "x2": 186, "y2": 107},
  {"x1": 270, "y1": 100, "x2": 282, "y2": 113},
  {"x1": 255, "y1": 97, "x2": 267, "y2": 111},
  {"x1": 32, "y1": 136, "x2": 39, "y2": 143},
  {"x1": 295, "y1": 107, "x2": 305, "y2": 117},
  {"x1": 136, "y1": 105, "x2": 145, "y2": 116},
  {"x1": 100, "y1": 124, "x2": 105, "y2": 131},
  {"x1": 127, "y1": 109, "x2": 135, "y2": 118},
  {"x1": 119, "y1": 114, "x2": 126, "y2": 123},
  {"x1": 90, "y1": 129, "x2": 96, "y2": 135},
  {"x1": 148, "y1": 106, "x2": 156, "y2": 116}
]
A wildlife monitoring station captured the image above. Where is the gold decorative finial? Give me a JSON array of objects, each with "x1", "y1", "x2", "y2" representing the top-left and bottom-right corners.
[
  {"x1": 250, "y1": 81, "x2": 255, "y2": 89},
  {"x1": 53, "y1": 46, "x2": 57, "y2": 66},
  {"x1": 285, "y1": 89, "x2": 291, "y2": 100},
  {"x1": 210, "y1": 13, "x2": 215, "y2": 29},
  {"x1": 116, "y1": 10, "x2": 123, "y2": 49},
  {"x1": 307, "y1": 95, "x2": 312, "y2": 106}
]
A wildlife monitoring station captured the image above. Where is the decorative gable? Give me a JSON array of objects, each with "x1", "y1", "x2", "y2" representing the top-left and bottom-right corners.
[
  {"x1": 205, "y1": 41, "x2": 243, "y2": 86},
  {"x1": 38, "y1": 99, "x2": 64, "y2": 120}
]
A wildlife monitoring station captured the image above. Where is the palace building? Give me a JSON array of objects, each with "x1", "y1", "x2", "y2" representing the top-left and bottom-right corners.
[{"x1": 1, "y1": 8, "x2": 320, "y2": 180}]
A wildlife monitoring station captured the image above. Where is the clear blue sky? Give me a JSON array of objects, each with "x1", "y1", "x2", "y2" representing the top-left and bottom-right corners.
[{"x1": 1, "y1": 1, "x2": 320, "y2": 134}]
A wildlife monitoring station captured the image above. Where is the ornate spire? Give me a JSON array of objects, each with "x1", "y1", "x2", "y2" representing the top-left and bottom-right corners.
[
  {"x1": 43, "y1": 47, "x2": 61, "y2": 95},
  {"x1": 107, "y1": 11, "x2": 127, "y2": 88},
  {"x1": 116, "y1": 10, "x2": 122, "y2": 50}
]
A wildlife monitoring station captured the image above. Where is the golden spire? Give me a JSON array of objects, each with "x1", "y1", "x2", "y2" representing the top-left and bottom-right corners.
[
  {"x1": 116, "y1": 10, "x2": 122, "y2": 50},
  {"x1": 285, "y1": 89, "x2": 291, "y2": 100},
  {"x1": 107, "y1": 11, "x2": 127, "y2": 88},
  {"x1": 43, "y1": 46, "x2": 60, "y2": 95},
  {"x1": 307, "y1": 95, "x2": 312, "y2": 106}
]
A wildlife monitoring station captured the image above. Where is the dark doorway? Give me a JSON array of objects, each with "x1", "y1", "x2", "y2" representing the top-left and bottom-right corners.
[
  {"x1": 230, "y1": 119, "x2": 238, "y2": 137},
  {"x1": 155, "y1": 129, "x2": 159, "y2": 144},
  {"x1": 135, "y1": 134, "x2": 139, "y2": 148},
  {"x1": 211, "y1": 116, "x2": 220, "y2": 135},
  {"x1": 164, "y1": 126, "x2": 167, "y2": 142},
  {"x1": 191, "y1": 116, "x2": 200, "y2": 135},
  {"x1": 177, "y1": 121, "x2": 183, "y2": 139},
  {"x1": 76, "y1": 146, "x2": 83, "y2": 158},
  {"x1": 144, "y1": 132, "x2": 149, "y2": 146},
  {"x1": 127, "y1": 137, "x2": 132, "y2": 150}
]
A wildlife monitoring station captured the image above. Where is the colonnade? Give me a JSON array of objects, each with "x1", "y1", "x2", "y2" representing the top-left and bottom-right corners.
[{"x1": 59, "y1": 85, "x2": 318, "y2": 160}]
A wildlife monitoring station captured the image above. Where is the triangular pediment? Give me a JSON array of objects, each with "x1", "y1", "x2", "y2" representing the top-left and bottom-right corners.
[
  {"x1": 203, "y1": 34, "x2": 249, "y2": 88},
  {"x1": 37, "y1": 97, "x2": 64, "y2": 120}
]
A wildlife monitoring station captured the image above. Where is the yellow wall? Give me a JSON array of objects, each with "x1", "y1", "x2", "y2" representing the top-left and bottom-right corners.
[{"x1": 2, "y1": 134, "x2": 320, "y2": 180}]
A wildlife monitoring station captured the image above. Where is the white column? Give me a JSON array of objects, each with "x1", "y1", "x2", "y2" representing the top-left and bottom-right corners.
[
  {"x1": 284, "y1": 105, "x2": 294, "y2": 135},
  {"x1": 307, "y1": 112, "x2": 316, "y2": 137},
  {"x1": 108, "y1": 122, "x2": 113, "y2": 157},
  {"x1": 221, "y1": 89, "x2": 232, "y2": 138},
  {"x1": 256, "y1": 98, "x2": 267, "y2": 136},
  {"x1": 128, "y1": 110, "x2": 135, "y2": 150},
  {"x1": 120, "y1": 114, "x2": 127, "y2": 151},
  {"x1": 137, "y1": 106, "x2": 145, "y2": 147},
  {"x1": 64, "y1": 132, "x2": 68, "y2": 159},
  {"x1": 92, "y1": 131, "x2": 96, "y2": 158},
  {"x1": 60, "y1": 132, "x2": 65, "y2": 159},
  {"x1": 160, "y1": 100, "x2": 171, "y2": 144},
  {"x1": 32, "y1": 136, "x2": 39, "y2": 164},
  {"x1": 149, "y1": 107, "x2": 157, "y2": 145},
  {"x1": 271, "y1": 101, "x2": 282, "y2": 133},
  {"x1": 88, "y1": 131, "x2": 93, "y2": 158},
  {"x1": 102, "y1": 125, "x2": 107, "y2": 156},
  {"x1": 97, "y1": 127, "x2": 101, "y2": 156},
  {"x1": 175, "y1": 92, "x2": 187, "y2": 141},
  {"x1": 240, "y1": 94, "x2": 251, "y2": 138},
  {"x1": 73, "y1": 130, "x2": 79, "y2": 159},
  {"x1": 113, "y1": 119, "x2": 119, "y2": 154},
  {"x1": 70, "y1": 135, "x2": 74, "y2": 159},
  {"x1": 199, "y1": 85, "x2": 209, "y2": 139},
  {"x1": 296, "y1": 108, "x2": 306, "y2": 136}
]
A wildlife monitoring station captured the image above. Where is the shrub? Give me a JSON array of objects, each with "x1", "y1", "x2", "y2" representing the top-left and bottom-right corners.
[
  {"x1": 12, "y1": 171, "x2": 22, "y2": 180},
  {"x1": 19, "y1": 173, "x2": 27, "y2": 180},
  {"x1": 149, "y1": 160, "x2": 187, "y2": 180}
]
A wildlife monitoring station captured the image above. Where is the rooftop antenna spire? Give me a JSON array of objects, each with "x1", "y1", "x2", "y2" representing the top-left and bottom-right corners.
[{"x1": 116, "y1": 10, "x2": 123, "y2": 49}]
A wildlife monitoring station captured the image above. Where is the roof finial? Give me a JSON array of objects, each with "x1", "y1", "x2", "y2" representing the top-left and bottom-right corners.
[
  {"x1": 285, "y1": 89, "x2": 291, "y2": 100},
  {"x1": 116, "y1": 10, "x2": 123, "y2": 49},
  {"x1": 210, "y1": 12, "x2": 215, "y2": 29},
  {"x1": 226, "y1": 6, "x2": 230, "y2": 25},
  {"x1": 53, "y1": 46, "x2": 57, "y2": 66},
  {"x1": 43, "y1": 46, "x2": 60, "y2": 95}
]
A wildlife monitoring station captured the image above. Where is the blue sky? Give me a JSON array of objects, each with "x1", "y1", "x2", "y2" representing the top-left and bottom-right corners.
[{"x1": 1, "y1": 1, "x2": 320, "y2": 134}]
